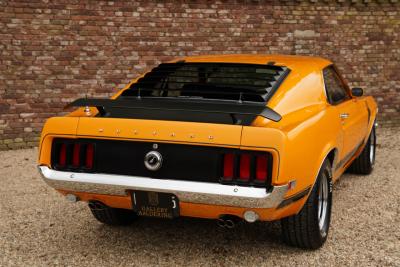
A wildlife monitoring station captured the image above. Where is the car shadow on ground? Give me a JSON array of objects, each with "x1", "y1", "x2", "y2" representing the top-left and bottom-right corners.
[
  {"x1": 66, "y1": 172, "x2": 367, "y2": 259},
  {"x1": 76, "y1": 214, "x2": 296, "y2": 255}
]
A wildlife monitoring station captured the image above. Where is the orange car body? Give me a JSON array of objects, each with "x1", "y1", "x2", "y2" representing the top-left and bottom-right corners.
[{"x1": 38, "y1": 55, "x2": 377, "y2": 222}]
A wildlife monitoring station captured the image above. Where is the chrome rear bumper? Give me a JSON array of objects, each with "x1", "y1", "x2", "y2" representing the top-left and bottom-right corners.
[{"x1": 38, "y1": 166, "x2": 288, "y2": 208}]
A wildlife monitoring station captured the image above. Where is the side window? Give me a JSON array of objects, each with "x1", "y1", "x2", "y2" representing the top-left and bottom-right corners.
[{"x1": 323, "y1": 67, "x2": 350, "y2": 105}]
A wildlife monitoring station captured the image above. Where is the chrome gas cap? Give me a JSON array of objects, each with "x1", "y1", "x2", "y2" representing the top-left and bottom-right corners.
[{"x1": 144, "y1": 151, "x2": 163, "y2": 171}]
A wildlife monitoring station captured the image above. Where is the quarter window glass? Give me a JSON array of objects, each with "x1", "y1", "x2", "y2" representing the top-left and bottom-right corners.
[{"x1": 323, "y1": 67, "x2": 350, "y2": 104}]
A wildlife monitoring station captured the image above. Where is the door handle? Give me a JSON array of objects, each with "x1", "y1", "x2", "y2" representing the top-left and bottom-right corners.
[{"x1": 340, "y1": 113, "x2": 349, "y2": 119}]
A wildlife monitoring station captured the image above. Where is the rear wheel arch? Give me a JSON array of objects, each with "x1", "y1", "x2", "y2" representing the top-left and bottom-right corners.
[
  {"x1": 282, "y1": 147, "x2": 335, "y2": 218},
  {"x1": 311, "y1": 147, "x2": 336, "y2": 189},
  {"x1": 326, "y1": 148, "x2": 338, "y2": 171}
]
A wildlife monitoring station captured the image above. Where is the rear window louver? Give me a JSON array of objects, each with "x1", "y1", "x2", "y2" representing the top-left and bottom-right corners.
[
  {"x1": 121, "y1": 62, "x2": 289, "y2": 103},
  {"x1": 65, "y1": 62, "x2": 289, "y2": 125}
]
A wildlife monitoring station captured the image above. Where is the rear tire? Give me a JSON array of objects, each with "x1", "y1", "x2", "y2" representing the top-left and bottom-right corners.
[
  {"x1": 281, "y1": 160, "x2": 333, "y2": 249},
  {"x1": 348, "y1": 124, "x2": 376, "y2": 175},
  {"x1": 89, "y1": 201, "x2": 138, "y2": 226}
]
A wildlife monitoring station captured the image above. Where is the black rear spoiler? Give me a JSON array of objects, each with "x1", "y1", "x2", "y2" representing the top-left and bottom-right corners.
[{"x1": 65, "y1": 98, "x2": 282, "y2": 125}]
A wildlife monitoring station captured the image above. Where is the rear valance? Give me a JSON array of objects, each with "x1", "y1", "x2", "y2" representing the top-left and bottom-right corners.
[{"x1": 65, "y1": 98, "x2": 281, "y2": 125}]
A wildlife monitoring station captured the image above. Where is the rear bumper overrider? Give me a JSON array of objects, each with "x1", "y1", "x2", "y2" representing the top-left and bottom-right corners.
[{"x1": 38, "y1": 165, "x2": 289, "y2": 209}]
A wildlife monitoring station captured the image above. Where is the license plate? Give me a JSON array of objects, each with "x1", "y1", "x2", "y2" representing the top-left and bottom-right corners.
[{"x1": 132, "y1": 191, "x2": 179, "y2": 219}]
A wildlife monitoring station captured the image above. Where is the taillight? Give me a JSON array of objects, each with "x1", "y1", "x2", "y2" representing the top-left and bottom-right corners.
[
  {"x1": 59, "y1": 143, "x2": 67, "y2": 167},
  {"x1": 54, "y1": 140, "x2": 94, "y2": 171},
  {"x1": 85, "y1": 144, "x2": 94, "y2": 169},
  {"x1": 72, "y1": 143, "x2": 81, "y2": 167},
  {"x1": 239, "y1": 154, "x2": 251, "y2": 181},
  {"x1": 223, "y1": 153, "x2": 234, "y2": 180},
  {"x1": 221, "y1": 152, "x2": 270, "y2": 187},
  {"x1": 255, "y1": 155, "x2": 268, "y2": 181}
]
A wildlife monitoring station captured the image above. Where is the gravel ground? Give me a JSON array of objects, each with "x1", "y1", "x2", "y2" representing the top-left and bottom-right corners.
[{"x1": 0, "y1": 128, "x2": 399, "y2": 267}]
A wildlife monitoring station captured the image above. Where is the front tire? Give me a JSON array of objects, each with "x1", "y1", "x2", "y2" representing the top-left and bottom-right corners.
[
  {"x1": 88, "y1": 201, "x2": 138, "y2": 226},
  {"x1": 281, "y1": 160, "x2": 333, "y2": 249},
  {"x1": 348, "y1": 124, "x2": 376, "y2": 175}
]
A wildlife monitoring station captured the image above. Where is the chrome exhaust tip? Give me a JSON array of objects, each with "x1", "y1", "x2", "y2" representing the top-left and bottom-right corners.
[
  {"x1": 225, "y1": 219, "x2": 235, "y2": 229},
  {"x1": 243, "y1": 210, "x2": 259, "y2": 223},
  {"x1": 217, "y1": 218, "x2": 226, "y2": 228},
  {"x1": 217, "y1": 215, "x2": 241, "y2": 228},
  {"x1": 88, "y1": 200, "x2": 107, "y2": 210},
  {"x1": 66, "y1": 194, "x2": 79, "y2": 203}
]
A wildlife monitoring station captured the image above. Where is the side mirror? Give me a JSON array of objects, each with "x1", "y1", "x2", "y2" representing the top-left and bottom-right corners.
[{"x1": 351, "y1": 87, "x2": 363, "y2": 97}]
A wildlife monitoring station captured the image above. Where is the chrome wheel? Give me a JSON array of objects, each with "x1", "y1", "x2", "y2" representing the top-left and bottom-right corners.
[
  {"x1": 369, "y1": 128, "x2": 375, "y2": 165},
  {"x1": 317, "y1": 173, "x2": 329, "y2": 237}
]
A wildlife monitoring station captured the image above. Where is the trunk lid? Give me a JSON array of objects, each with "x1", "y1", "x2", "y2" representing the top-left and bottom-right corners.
[{"x1": 77, "y1": 117, "x2": 243, "y2": 147}]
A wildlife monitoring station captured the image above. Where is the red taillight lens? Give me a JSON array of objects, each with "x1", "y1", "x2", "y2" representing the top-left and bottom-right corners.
[
  {"x1": 85, "y1": 144, "x2": 94, "y2": 169},
  {"x1": 223, "y1": 153, "x2": 234, "y2": 180},
  {"x1": 221, "y1": 152, "x2": 270, "y2": 185},
  {"x1": 59, "y1": 143, "x2": 67, "y2": 167},
  {"x1": 54, "y1": 141, "x2": 95, "y2": 170},
  {"x1": 72, "y1": 143, "x2": 81, "y2": 167},
  {"x1": 239, "y1": 154, "x2": 251, "y2": 181},
  {"x1": 255, "y1": 155, "x2": 268, "y2": 181}
]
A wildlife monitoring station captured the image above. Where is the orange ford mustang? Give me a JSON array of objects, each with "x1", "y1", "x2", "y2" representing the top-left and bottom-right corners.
[{"x1": 38, "y1": 55, "x2": 377, "y2": 249}]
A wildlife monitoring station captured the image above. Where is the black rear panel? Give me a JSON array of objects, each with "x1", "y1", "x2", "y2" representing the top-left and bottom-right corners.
[{"x1": 51, "y1": 138, "x2": 273, "y2": 188}]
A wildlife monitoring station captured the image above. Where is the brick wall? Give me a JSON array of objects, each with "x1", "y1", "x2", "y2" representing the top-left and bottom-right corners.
[{"x1": 0, "y1": 0, "x2": 399, "y2": 150}]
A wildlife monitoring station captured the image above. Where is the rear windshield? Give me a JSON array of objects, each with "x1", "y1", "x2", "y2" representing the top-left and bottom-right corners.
[{"x1": 121, "y1": 63, "x2": 289, "y2": 102}]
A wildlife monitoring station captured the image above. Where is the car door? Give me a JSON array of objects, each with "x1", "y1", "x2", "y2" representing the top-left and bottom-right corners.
[{"x1": 323, "y1": 66, "x2": 368, "y2": 163}]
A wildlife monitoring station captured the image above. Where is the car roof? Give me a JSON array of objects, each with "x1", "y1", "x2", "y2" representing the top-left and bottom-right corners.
[{"x1": 175, "y1": 54, "x2": 332, "y2": 70}]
